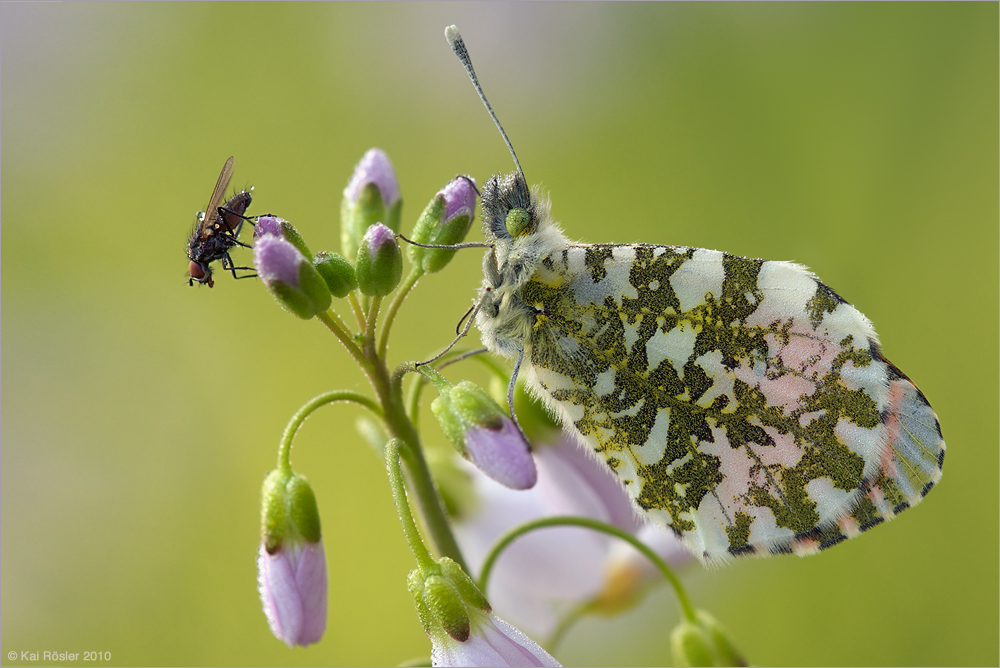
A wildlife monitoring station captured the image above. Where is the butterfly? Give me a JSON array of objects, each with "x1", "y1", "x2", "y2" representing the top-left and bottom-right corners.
[
  {"x1": 187, "y1": 156, "x2": 256, "y2": 287},
  {"x1": 445, "y1": 26, "x2": 945, "y2": 563}
]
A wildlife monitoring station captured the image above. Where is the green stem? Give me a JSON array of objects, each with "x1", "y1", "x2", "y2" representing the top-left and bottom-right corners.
[
  {"x1": 316, "y1": 310, "x2": 370, "y2": 373},
  {"x1": 323, "y1": 306, "x2": 357, "y2": 345},
  {"x1": 405, "y1": 370, "x2": 424, "y2": 430},
  {"x1": 318, "y1": 299, "x2": 466, "y2": 571},
  {"x1": 478, "y1": 515, "x2": 697, "y2": 623},
  {"x1": 387, "y1": 362, "x2": 468, "y2": 572},
  {"x1": 347, "y1": 291, "x2": 366, "y2": 331},
  {"x1": 378, "y1": 266, "x2": 423, "y2": 359},
  {"x1": 404, "y1": 348, "x2": 489, "y2": 427},
  {"x1": 385, "y1": 439, "x2": 436, "y2": 571},
  {"x1": 278, "y1": 390, "x2": 383, "y2": 470},
  {"x1": 365, "y1": 295, "x2": 382, "y2": 352}
]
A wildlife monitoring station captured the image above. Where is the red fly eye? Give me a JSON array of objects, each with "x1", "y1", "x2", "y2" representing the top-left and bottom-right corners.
[{"x1": 189, "y1": 260, "x2": 213, "y2": 287}]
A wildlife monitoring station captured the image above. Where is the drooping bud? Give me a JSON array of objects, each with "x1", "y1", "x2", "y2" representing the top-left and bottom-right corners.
[
  {"x1": 254, "y1": 234, "x2": 332, "y2": 319},
  {"x1": 670, "y1": 611, "x2": 746, "y2": 668},
  {"x1": 254, "y1": 215, "x2": 314, "y2": 260},
  {"x1": 257, "y1": 469, "x2": 327, "y2": 647},
  {"x1": 423, "y1": 368, "x2": 536, "y2": 490},
  {"x1": 423, "y1": 574, "x2": 472, "y2": 642},
  {"x1": 341, "y1": 149, "x2": 402, "y2": 260},
  {"x1": 409, "y1": 556, "x2": 559, "y2": 667},
  {"x1": 409, "y1": 556, "x2": 556, "y2": 666},
  {"x1": 355, "y1": 222, "x2": 403, "y2": 296},
  {"x1": 313, "y1": 250, "x2": 358, "y2": 298},
  {"x1": 407, "y1": 176, "x2": 478, "y2": 273}
]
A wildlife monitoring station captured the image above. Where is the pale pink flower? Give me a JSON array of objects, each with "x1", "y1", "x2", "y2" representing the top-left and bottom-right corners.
[
  {"x1": 431, "y1": 608, "x2": 561, "y2": 667},
  {"x1": 257, "y1": 539, "x2": 327, "y2": 646},
  {"x1": 454, "y1": 434, "x2": 692, "y2": 637}
]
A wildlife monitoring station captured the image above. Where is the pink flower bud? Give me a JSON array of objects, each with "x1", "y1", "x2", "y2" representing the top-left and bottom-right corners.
[
  {"x1": 344, "y1": 148, "x2": 400, "y2": 211},
  {"x1": 257, "y1": 540, "x2": 327, "y2": 647}
]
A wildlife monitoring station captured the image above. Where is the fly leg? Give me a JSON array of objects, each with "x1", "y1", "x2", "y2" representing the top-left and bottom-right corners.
[{"x1": 222, "y1": 252, "x2": 258, "y2": 280}]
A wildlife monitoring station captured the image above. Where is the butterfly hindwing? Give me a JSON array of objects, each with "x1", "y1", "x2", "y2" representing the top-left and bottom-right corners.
[{"x1": 484, "y1": 237, "x2": 944, "y2": 562}]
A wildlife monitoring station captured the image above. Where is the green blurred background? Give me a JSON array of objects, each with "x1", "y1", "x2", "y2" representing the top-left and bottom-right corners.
[{"x1": 2, "y1": 3, "x2": 996, "y2": 666}]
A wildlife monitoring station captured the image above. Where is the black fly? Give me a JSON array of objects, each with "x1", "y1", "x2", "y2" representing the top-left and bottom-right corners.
[{"x1": 187, "y1": 156, "x2": 256, "y2": 287}]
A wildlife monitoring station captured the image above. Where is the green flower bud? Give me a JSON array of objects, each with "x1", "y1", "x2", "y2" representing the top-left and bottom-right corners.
[
  {"x1": 439, "y1": 557, "x2": 489, "y2": 613},
  {"x1": 258, "y1": 468, "x2": 326, "y2": 647},
  {"x1": 424, "y1": 369, "x2": 537, "y2": 490},
  {"x1": 260, "y1": 468, "x2": 322, "y2": 554},
  {"x1": 424, "y1": 575, "x2": 471, "y2": 642},
  {"x1": 407, "y1": 553, "x2": 557, "y2": 667},
  {"x1": 671, "y1": 611, "x2": 746, "y2": 667},
  {"x1": 408, "y1": 557, "x2": 489, "y2": 644},
  {"x1": 431, "y1": 381, "x2": 506, "y2": 450},
  {"x1": 341, "y1": 149, "x2": 402, "y2": 260},
  {"x1": 355, "y1": 223, "x2": 402, "y2": 296},
  {"x1": 313, "y1": 250, "x2": 358, "y2": 298},
  {"x1": 254, "y1": 235, "x2": 332, "y2": 319},
  {"x1": 407, "y1": 176, "x2": 478, "y2": 273}
]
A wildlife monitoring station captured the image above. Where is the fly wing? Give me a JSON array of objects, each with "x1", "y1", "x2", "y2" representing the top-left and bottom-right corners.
[
  {"x1": 201, "y1": 156, "x2": 235, "y2": 231},
  {"x1": 517, "y1": 243, "x2": 944, "y2": 563}
]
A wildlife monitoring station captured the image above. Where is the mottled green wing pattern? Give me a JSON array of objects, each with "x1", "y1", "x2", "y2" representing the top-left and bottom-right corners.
[{"x1": 517, "y1": 244, "x2": 944, "y2": 562}]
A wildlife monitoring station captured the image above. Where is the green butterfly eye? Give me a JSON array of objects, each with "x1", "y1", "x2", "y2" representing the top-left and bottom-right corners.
[{"x1": 505, "y1": 208, "x2": 531, "y2": 237}]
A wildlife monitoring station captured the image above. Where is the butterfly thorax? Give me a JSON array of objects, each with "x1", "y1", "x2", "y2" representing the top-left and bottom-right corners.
[{"x1": 476, "y1": 172, "x2": 570, "y2": 359}]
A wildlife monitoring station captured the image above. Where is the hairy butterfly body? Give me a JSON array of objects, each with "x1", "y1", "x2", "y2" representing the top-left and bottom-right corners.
[{"x1": 448, "y1": 26, "x2": 944, "y2": 563}]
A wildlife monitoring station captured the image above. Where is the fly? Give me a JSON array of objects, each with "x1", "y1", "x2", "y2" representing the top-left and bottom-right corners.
[{"x1": 187, "y1": 156, "x2": 256, "y2": 287}]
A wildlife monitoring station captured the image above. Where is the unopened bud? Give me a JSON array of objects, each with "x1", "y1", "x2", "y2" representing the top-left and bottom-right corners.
[
  {"x1": 254, "y1": 215, "x2": 313, "y2": 260},
  {"x1": 407, "y1": 176, "x2": 477, "y2": 273},
  {"x1": 671, "y1": 611, "x2": 746, "y2": 667},
  {"x1": 426, "y1": 370, "x2": 536, "y2": 490},
  {"x1": 254, "y1": 235, "x2": 331, "y2": 319},
  {"x1": 355, "y1": 223, "x2": 402, "y2": 296},
  {"x1": 257, "y1": 468, "x2": 326, "y2": 647},
  {"x1": 341, "y1": 149, "x2": 402, "y2": 260},
  {"x1": 313, "y1": 251, "x2": 358, "y2": 298}
]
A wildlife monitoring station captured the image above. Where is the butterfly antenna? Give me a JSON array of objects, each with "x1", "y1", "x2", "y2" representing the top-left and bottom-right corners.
[{"x1": 446, "y1": 25, "x2": 525, "y2": 181}]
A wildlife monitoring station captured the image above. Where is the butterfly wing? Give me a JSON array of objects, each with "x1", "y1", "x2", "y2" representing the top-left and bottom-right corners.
[{"x1": 515, "y1": 243, "x2": 944, "y2": 562}]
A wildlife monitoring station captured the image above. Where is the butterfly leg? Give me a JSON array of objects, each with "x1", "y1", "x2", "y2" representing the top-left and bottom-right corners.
[
  {"x1": 505, "y1": 347, "x2": 533, "y2": 448},
  {"x1": 414, "y1": 289, "x2": 486, "y2": 366}
]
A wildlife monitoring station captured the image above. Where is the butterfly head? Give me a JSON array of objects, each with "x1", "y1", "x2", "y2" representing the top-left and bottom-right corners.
[{"x1": 481, "y1": 171, "x2": 537, "y2": 242}]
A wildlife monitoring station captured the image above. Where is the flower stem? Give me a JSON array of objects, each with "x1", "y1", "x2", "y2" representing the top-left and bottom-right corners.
[
  {"x1": 385, "y1": 439, "x2": 436, "y2": 572},
  {"x1": 347, "y1": 291, "x2": 366, "y2": 331},
  {"x1": 365, "y1": 295, "x2": 382, "y2": 351},
  {"x1": 478, "y1": 515, "x2": 697, "y2": 623},
  {"x1": 378, "y1": 266, "x2": 423, "y2": 359},
  {"x1": 278, "y1": 390, "x2": 384, "y2": 471},
  {"x1": 404, "y1": 348, "x2": 489, "y2": 427},
  {"x1": 387, "y1": 363, "x2": 468, "y2": 572},
  {"x1": 318, "y1": 297, "x2": 467, "y2": 572},
  {"x1": 323, "y1": 306, "x2": 358, "y2": 346},
  {"x1": 316, "y1": 310, "x2": 369, "y2": 372}
]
